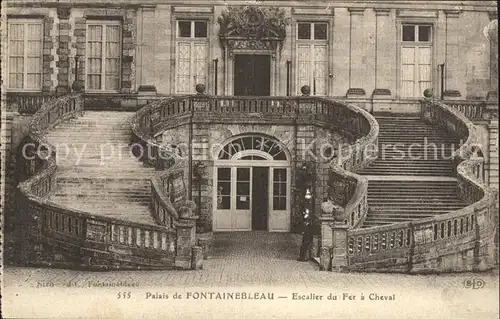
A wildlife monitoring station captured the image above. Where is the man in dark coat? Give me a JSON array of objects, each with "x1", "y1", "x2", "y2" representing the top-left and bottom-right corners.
[{"x1": 298, "y1": 210, "x2": 314, "y2": 261}]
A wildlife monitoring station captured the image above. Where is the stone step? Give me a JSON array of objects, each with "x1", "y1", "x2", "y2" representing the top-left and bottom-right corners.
[{"x1": 361, "y1": 171, "x2": 454, "y2": 176}]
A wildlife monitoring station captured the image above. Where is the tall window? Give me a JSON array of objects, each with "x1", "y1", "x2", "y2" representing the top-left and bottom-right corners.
[
  {"x1": 175, "y1": 20, "x2": 208, "y2": 94},
  {"x1": 86, "y1": 20, "x2": 121, "y2": 91},
  {"x1": 7, "y1": 19, "x2": 43, "y2": 90},
  {"x1": 400, "y1": 24, "x2": 432, "y2": 98},
  {"x1": 296, "y1": 22, "x2": 328, "y2": 96}
]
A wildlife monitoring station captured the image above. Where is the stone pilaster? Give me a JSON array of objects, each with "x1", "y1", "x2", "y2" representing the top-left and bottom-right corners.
[
  {"x1": 347, "y1": 8, "x2": 366, "y2": 98},
  {"x1": 332, "y1": 8, "x2": 350, "y2": 96},
  {"x1": 174, "y1": 217, "x2": 198, "y2": 270},
  {"x1": 319, "y1": 215, "x2": 333, "y2": 271},
  {"x1": 43, "y1": 15, "x2": 56, "y2": 92},
  {"x1": 330, "y1": 221, "x2": 349, "y2": 271},
  {"x1": 56, "y1": 7, "x2": 71, "y2": 95},
  {"x1": 487, "y1": 19, "x2": 498, "y2": 100},
  {"x1": 443, "y1": 10, "x2": 463, "y2": 99},
  {"x1": 373, "y1": 8, "x2": 393, "y2": 97}
]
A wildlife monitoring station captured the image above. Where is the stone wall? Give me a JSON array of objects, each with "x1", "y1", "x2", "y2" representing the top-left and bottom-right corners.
[{"x1": 2, "y1": 113, "x2": 33, "y2": 263}]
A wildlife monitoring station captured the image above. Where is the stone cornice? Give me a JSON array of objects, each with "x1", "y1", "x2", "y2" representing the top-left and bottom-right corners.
[
  {"x1": 374, "y1": 8, "x2": 391, "y2": 16},
  {"x1": 444, "y1": 9, "x2": 461, "y2": 18},
  {"x1": 348, "y1": 7, "x2": 365, "y2": 16}
]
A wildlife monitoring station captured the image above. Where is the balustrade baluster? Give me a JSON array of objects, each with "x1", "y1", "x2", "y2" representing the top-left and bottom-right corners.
[
  {"x1": 389, "y1": 232, "x2": 395, "y2": 248},
  {"x1": 348, "y1": 237, "x2": 354, "y2": 255},
  {"x1": 153, "y1": 232, "x2": 159, "y2": 249},
  {"x1": 161, "y1": 233, "x2": 167, "y2": 250},
  {"x1": 144, "y1": 230, "x2": 150, "y2": 248}
]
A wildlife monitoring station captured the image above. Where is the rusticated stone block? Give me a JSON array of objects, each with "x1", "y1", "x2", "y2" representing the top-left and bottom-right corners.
[
  {"x1": 74, "y1": 29, "x2": 85, "y2": 37},
  {"x1": 59, "y1": 22, "x2": 71, "y2": 30}
]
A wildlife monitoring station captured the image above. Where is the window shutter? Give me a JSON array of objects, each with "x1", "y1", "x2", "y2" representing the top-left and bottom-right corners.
[
  {"x1": 176, "y1": 42, "x2": 192, "y2": 93},
  {"x1": 26, "y1": 23, "x2": 42, "y2": 89},
  {"x1": 417, "y1": 46, "x2": 432, "y2": 96},
  {"x1": 401, "y1": 46, "x2": 416, "y2": 97},
  {"x1": 87, "y1": 25, "x2": 103, "y2": 90},
  {"x1": 193, "y1": 43, "x2": 208, "y2": 87},
  {"x1": 297, "y1": 44, "x2": 311, "y2": 94},
  {"x1": 105, "y1": 25, "x2": 120, "y2": 90},
  {"x1": 313, "y1": 44, "x2": 328, "y2": 96}
]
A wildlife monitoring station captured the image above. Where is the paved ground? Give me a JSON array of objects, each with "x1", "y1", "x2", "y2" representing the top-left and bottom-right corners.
[{"x1": 3, "y1": 232, "x2": 499, "y2": 319}]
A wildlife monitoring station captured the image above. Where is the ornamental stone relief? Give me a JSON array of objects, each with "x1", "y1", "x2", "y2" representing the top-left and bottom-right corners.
[
  {"x1": 209, "y1": 124, "x2": 293, "y2": 152},
  {"x1": 218, "y1": 6, "x2": 289, "y2": 58}
]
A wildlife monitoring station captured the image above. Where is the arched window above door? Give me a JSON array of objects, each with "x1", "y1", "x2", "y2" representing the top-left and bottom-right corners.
[{"x1": 217, "y1": 134, "x2": 288, "y2": 161}]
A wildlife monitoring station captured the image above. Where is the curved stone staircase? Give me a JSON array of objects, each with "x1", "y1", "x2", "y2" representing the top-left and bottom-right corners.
[
  {"x1": 45, "y1": 111, "x2": 157, "y2": 225},
  {"x1": 358, "y1": 116, "x2": 468, "y2": 228},
  {"x1": 44, "y1": 112, "x2": 469, "y2": 232}
]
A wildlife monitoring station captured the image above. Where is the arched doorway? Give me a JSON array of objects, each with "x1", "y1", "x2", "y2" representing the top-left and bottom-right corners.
[{"x1": 213, "y1": 134, "x2": 291, "y2": 232}]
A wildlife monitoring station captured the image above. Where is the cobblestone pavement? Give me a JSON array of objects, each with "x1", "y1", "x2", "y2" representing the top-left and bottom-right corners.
[{"x1": 3, "y1": 232, "x2": 499, "y2": 319}]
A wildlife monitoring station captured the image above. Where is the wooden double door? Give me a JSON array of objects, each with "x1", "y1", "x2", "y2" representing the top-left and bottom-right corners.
[
  {"x1": 213, "y1": 166, "x2": 290, "y2": 232},
  {"x1": 233, "y1": 54, "x2": 271, "y2": 96}
]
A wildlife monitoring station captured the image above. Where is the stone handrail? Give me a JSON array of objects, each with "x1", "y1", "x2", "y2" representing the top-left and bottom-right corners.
[
  {"x1": 17, "y1": 94, "x2": 183, "y2": 270},
  {"x1": 444, "y1": 99, "x2": 498, "y2": 121},
  {"x1": 343, "y1": 99, "x2": 497, "y2": 273}
]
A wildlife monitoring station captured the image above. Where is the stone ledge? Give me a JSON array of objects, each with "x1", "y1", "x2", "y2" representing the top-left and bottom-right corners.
[
  {"x1": 346, "y1": 88, "x2": 366, "y2": 97},
  {"x1": 443, "y1": 90, "x2": 462, "y2": 99},
  {"x1": 372, "y1": 88, "x2": 391, "y2": 97}
]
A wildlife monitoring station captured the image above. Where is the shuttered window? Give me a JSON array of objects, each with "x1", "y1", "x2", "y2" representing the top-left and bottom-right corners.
[
  {"x1": 7, "y1": 19, "x2": 43, "y2": 90},
  {"x1": 86, "y1": 21, "x2": 121, "y2": 91},
  {"x1": 400, "y1": 24, "x2": 432, "y2": 98},
  {"x1": 175, "y1": 20, "x2": 208, "y2": 94},
  {"x1": 296, "y1": 22, "x2": 328, "y2": 96}
]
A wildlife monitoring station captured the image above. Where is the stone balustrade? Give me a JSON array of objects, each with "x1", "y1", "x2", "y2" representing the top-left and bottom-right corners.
[
  {"x1": 444, "y1": 99, "x2": 498, "y2": 121},
  {"x1": 6, "y1": 92, "x2": 54, "y2": 114}
]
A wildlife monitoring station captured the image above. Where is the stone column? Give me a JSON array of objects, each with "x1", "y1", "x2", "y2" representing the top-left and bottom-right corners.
[
  {"x1": 443, "y1": 10, "x2": 462, "y2": 99},
  {"x1": 174, "y1": 216, "x2": 198, "y2": 270},
  {"x1": 373, "y1": 8, "x2": 393, "y2": 98},
  {"x1": 487, "y1": 18, "x2": 498, "y2": 100},
  {"x1": 56, "y1": 7, "x2": 71, "y2": 96},
  {"x1": 346, "y1": 8, "x2": 366, "y2": 98},
  {"x1": 319, "y1": 215, "x2": 333, "y2": 271}
]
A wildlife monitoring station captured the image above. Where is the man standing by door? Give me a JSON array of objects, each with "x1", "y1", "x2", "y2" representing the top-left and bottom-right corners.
[
  {"x1": 298, "y1": 208, "x2": 314, "y2": 261},
  {"x1": 298, "y1": 188, "x2": 313, "y2": 261}
]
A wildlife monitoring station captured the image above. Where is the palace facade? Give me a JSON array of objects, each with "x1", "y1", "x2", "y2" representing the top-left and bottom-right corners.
[{"x1": 1, "y1": 1, "x2": 498, "y2": 272}]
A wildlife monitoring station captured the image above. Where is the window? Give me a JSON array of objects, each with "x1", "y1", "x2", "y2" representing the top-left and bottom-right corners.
[
  {"x1": 217, "y1": 168, "x2": 231, "y2": 210},
  {"x1": 297, "y1": 22, "x2": 328, "y2": 40},
  {"x1": 400, "y1": 24, "x2": 432, "y2": 98},
  {"x1": 86, "y1": 20, "x2": 121, "y2": 91},
  {"x1": 175, "y1": 20, "x2": 208, "y2": 93},
  {"x1": 7, "y1": 19, "x2": 43, "y2": 90},
  {"x1": 217, "y1": 135, "x2": 287, "y2": 160},
  {"x1": 272, "y1": 168, "x2": 287, "y2": 210},
  {"x1": 177, "y1": 20, "x2": 207, "y2": 38},
  {"x1": 296, "y1": 22, "x2": 328, "y2": 95},
  {"x1": 236, "y1": 168, "x2": 250, "y2": 210}
]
